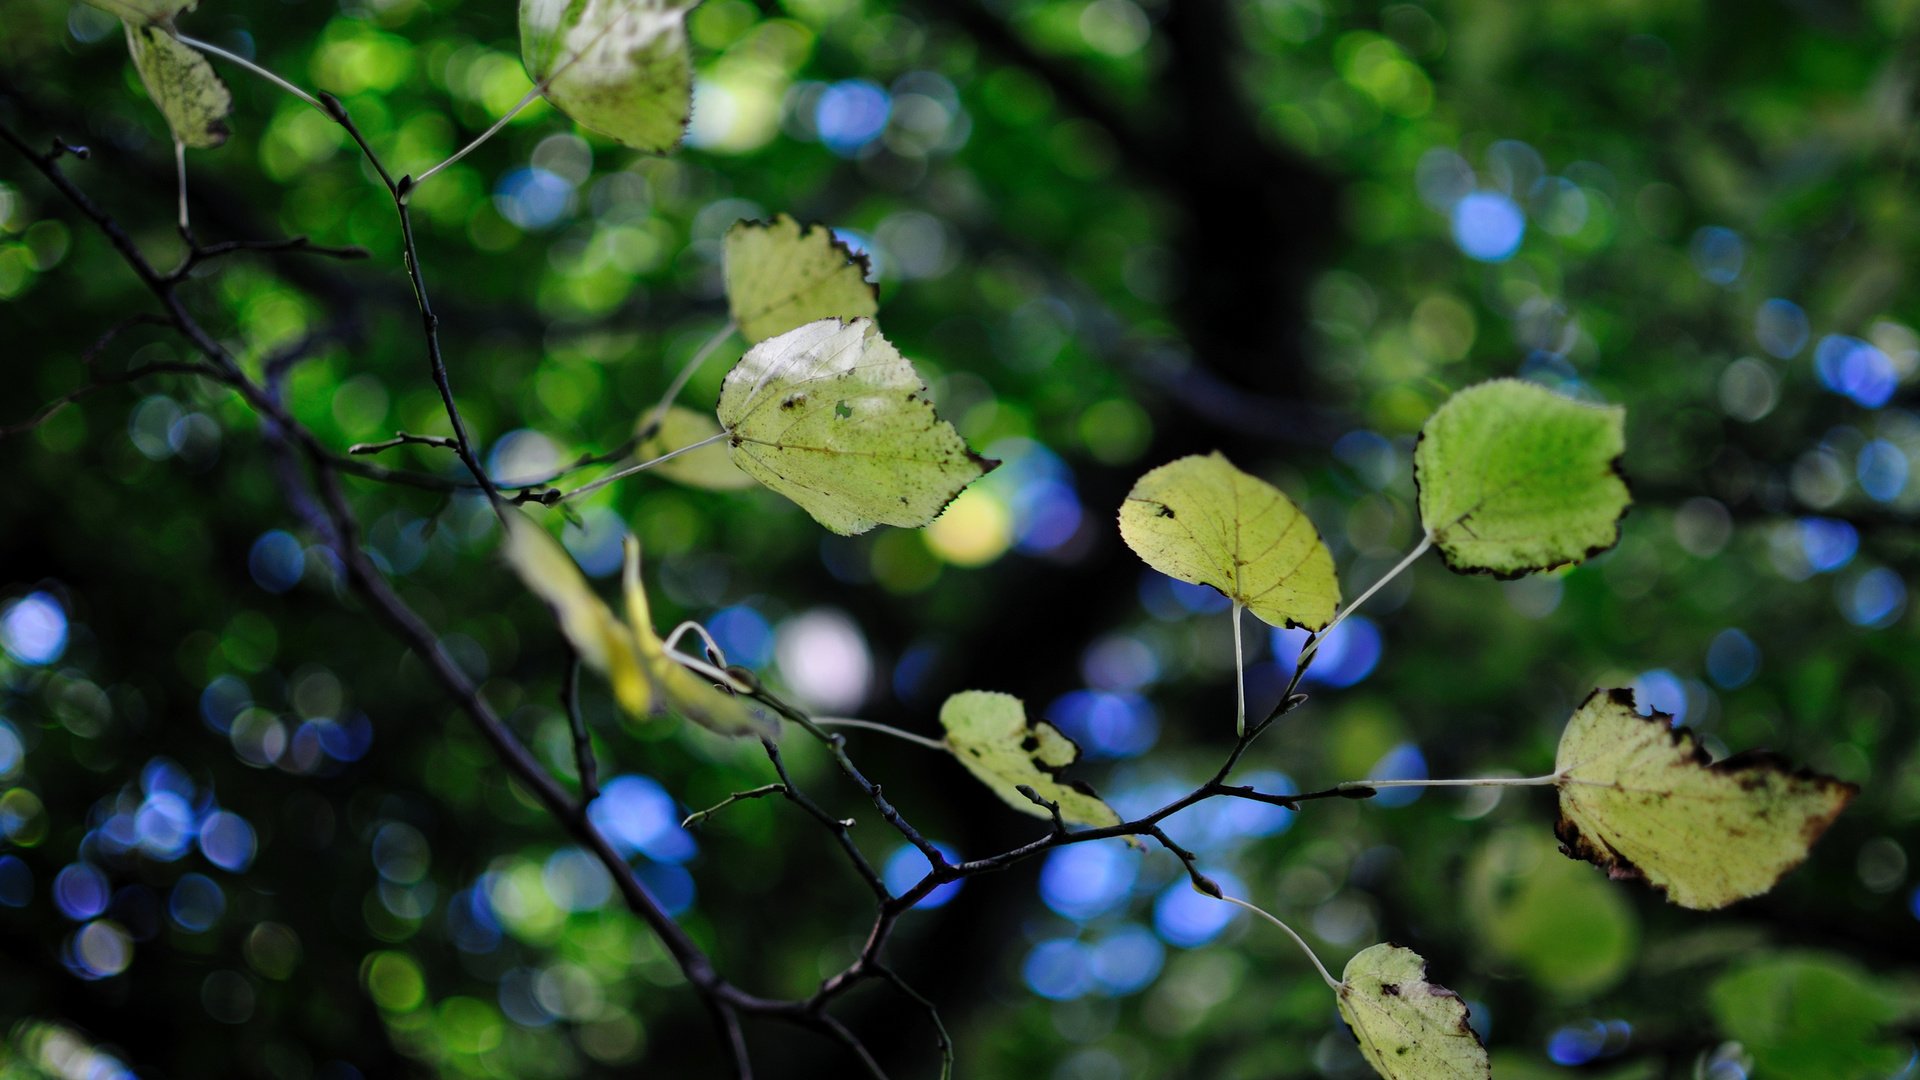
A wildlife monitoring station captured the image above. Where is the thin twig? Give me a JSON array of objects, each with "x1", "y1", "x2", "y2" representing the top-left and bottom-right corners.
[{"x1": 561, "y1": 656, "x2": 598, "y2": 802}]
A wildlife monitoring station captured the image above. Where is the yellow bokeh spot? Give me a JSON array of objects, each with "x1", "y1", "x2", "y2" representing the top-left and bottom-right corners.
[{"x1": 925, "y1": 488, "x2": 1012, "y2": 568}]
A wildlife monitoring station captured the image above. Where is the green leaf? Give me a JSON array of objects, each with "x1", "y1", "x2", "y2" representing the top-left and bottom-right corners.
[
  {"x1": 1117, "y1": 452, "x2": 1340, "y2": 631},
  {"x1": 1413, "y1": 379, "x2": 1629, "y2": 578},
  {"x1": 500, "y1": 511, "x2": 775, "y2": 737},
  {"x1": 1336, "y1": 943, "x2": 1490, "y2": 1080},
  {"x1": 724, "y1": 215, "x2": 879, "y2": 344},
  {"x1": 1466, "y1": 827, "x2": 1637, "y2": 997},
  {"x1": 636, "y1": 405, "x2": 754, "y2": 491},
  {"x1": 1553, "y1": 688, "x2": 1855, "y2": 910},
  {"x1": 85, "y1": 0, "x2": 194, "y2": 25},
  {"x1": 125, "y1": 23, "x2": 232, "y2": 149},
  {"x1": 519, "y1": 0, "x2": 692, "y2": 153},
  {"x1": 938, "y1": 691, "x2": 1120, "y2": 828},
  {"x1": 715, "y1": 318, "x2": 995, "y2": 536},
  {"x1": 1707, "y1": 952, "x2": 1908, "y2": 1080}
]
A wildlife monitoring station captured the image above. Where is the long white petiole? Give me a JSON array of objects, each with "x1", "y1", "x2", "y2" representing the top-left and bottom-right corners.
[
  {"x1": 412, "y1": 86, "x2": 543, "y2": 187},
  {"x1": 813, "y1": 718, "x2": 951, "y2": 753},
  {"x1": 1342, "y1": 773, "x2": 1561, "y2": 791},
  {"x1": 174, "y1": 140, "x2": 189, "y2": 232},
  {"x1": 1300, "y1": 531, "x2": 1433, "y2": 666},
  {"x1": 1215, "y1": 894, "x2": 1340, "y2": 991},
  {"x1": 641, "y1": 321, "x2": 738, "y2": 434},
  {"x1": 663, "y1": 620, "x2": 728, "y2": 667},
  {"x1": 177, "y1": 35, "x2": 327, "y2": 113},
  {"x1": 558, "y1": 431, "x2": 731, "y2": 502},
  {"x1": 1231, "y1": 601, "x2": 1247, "y2": 737}
]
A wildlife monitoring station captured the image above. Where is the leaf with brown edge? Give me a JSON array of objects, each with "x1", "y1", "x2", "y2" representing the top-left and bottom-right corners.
[
  {"x1": 1413, "y1": 379, "x2": 1630, "y2": 579},
  {"x1": 1553, "y1": 687, "x2": 1856, "y2": 910},
  {"x1": 715, "y1": 318, "x2": 995, "y2": 535},
  {"x1": 723, "y1": 215, "x2": 879, "y2": 344},
  {"x1": 1336, "y1": 943, "x2": 1489, "y2": 1080}
]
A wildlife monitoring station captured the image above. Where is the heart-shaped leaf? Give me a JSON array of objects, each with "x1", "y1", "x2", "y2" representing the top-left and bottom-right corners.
[
  {"x1": 1414, "y1": 379, "x2": 1629, "y2": 578},
  {"x1": 1336, "y1": 943, "x2": 1490, "y2": 1080},
  {"x1": 715, "y1": 318, "x2": 995, "y2": 536},
  {"x1": 1553, "y1": 688, "x2": 1855, "y2": 910},
  {"x1": 724, "y1": 215, "x2": 879, "y2": 344},
  {"x1": 939, "y1": 691, "x2": 1119, "y2": 829},
  {"x1": 1118, "y1": 452, "x2": 1340, "y2": 631},
  {"x1": 519, "y1": 0, "x2": 693, "y2": 153}
]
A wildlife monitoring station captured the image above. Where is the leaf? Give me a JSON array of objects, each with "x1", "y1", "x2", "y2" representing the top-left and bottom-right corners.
[
  {"x1": 125, "y1": 24, "x2": 232, "y2": 149},
  {"x1": 938, "y1": 691, "x2": 1120, "y2": 829},
  {"x1": 636, "y1": 406, "x2": 754, "y2": 491},
  {"x1": 1552, "y1": 688, "x2": 1856, "y2": 910},
  {"x1": 1117, "y1": 452, "x2": 1340, "y2": 631},
  {"x1": 1707, "y1": 952, "x2": 1908, "y2": 1080},
  {"x1": 1413, "y1": 379, "x2": 1629, "y2": 578},
  {"x1": 500, "y1": 510, "x2": 650, "y2": 718},
  {"x1": 500, "y1": 512, "x2": 775, "y2": 738},
  {"x1": 519, "y1": 0, "x2": 692, "y2": 153},
  {"x1": 715, "y1": 318, "x2": 995, "y2": 536},
  {"x1": 85, "y1": 0, "x2": 194, "y2": 25},
  {"x1": 723, "y1": 215, "x2": 879, "y2": 344},
  {"x1": 620, "y1": 536, "x2": 776, "y2": 739},
  {"x1": 1336, "y1": 943, "x2": 1490, "y2": 1080}
]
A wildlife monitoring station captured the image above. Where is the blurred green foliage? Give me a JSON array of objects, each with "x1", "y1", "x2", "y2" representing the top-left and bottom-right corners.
[{"x1": 3, "y1": 0, "x2": 1920, "y2": 1077}]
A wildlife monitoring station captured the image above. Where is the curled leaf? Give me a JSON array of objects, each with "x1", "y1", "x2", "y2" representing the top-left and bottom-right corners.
[
  {"x1": 501, "y1": 510, "x2": 649, "y2": 717},
  {"x1": 519, "y1": 0, "x2": 692, "y2": 153},
  {"x1": 501, "y1": 512, "x2": 775, "y2": 738},
  {"x1": 1413, "y1": 379, "x2": 1629, "y2": 578},
  {"x1": 716, "y1": 318, "x2": 995, "y2": 535},
  {"x1": 125, "y1": 23, "x2": 232, "y2": 149},
  {"x1": 1337, "y1": 943, "x2": 1490, "y2": 1080},
  {"x1": 637, "y1": 405, "x2": 754, "y2": 491},
  {"x1": 1553, "y1": 688, "x2": 1855, "y2": 910},
  {"x1": 939, "y1": 691, "x2": 1119, "y2": 828},
  {"x1": 1118, "y1": 452, "x2": 1340, "y2": 631},
  {"x1": 724, "y1": 215, "x2": 879, "y2": 344}
]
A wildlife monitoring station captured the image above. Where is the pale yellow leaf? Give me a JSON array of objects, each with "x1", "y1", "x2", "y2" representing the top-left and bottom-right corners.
[
  {"x1": 723, "y1": 215, "x2": 879, "y2": 344},
  {"x1": 939, "y1": 690, "x2": 1119, "y2": 828},
  {"x1": 1337, "y1": 943, "x2": 1490, "y2": 1080},
  {"x1": 1553, "y1": 688, "x2": 1856, "y2": 910},
  {"x1": 125, "y1": 23, "x2": 232, "y2": 149},
  {"x1": 636, "y1": 406, "x2": 754, "y2": 491},
  {"x1": 716, "y1": 318, "x2": 994, "y2": 535},
  {"x1": 520, "y1": 0, "x2": 692, "y2": 153},
  {"x1": 1118, "y1": 452, "x2": 1340, "y2": 631}
]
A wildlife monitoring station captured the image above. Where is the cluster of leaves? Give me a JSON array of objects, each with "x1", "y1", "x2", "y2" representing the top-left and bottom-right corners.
[{"x1": 3, "y1": 0, "x2": 1910, "y2": 1076}]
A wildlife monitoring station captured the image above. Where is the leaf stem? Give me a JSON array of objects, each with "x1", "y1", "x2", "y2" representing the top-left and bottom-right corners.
[
  {"x1": 813, "y1": 718, "x2": 951, "y2": 754},
  {"x1": 176, "y1": 35, "x2": 327, "y2": 113},
  {"x1": 173, "y1": 140, "x2": 189, "y2": 233},
  {"x1": 641, "y1": 320, "x2": 738, "y2": 436},
  {"x1": 412, "y1": 86, "x2": 544, "y2": 187},
  {"x1": 558, "y1": 431, "x2": 732, "y2": 502},
  {"x1": 1231, "y1": 601, "x2": 1247, "y2": 737},
  {"x1": 1341, "y1": 773, "x2": 1560, "y2": 791},
  {"x1": 1215, "y1": 894, "x2": 1340, "y2": 991},
  {"x1": 1302, "y1": 531, "x2": 1432, "y2": 665}
]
